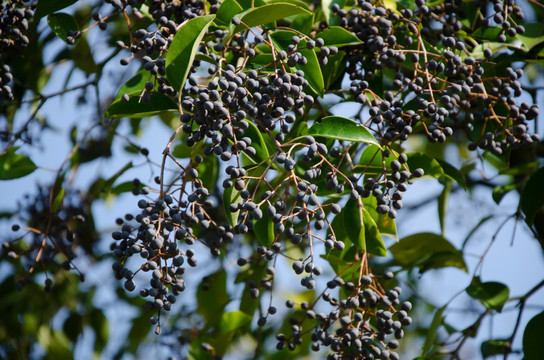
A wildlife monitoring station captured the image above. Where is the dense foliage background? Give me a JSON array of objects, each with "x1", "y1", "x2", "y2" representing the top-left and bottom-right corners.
[{"x1": 1, "y1": 0, "x2": 544, "y2": 359}]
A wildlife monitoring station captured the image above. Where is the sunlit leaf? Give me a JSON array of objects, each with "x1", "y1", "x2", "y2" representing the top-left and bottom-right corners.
[
  {"x1": 0, "y1": 147, "x2": 38, "y2": 180},
  {"x1": 308, "y1": 116, "x2": 379, "y2": 145},
  {"x1": 166, "y1": 15, "x2": 215, "y2": 92},
  {"x1": 47, "y1": 13, "x2": 78, "y2": 42},
  {"x1": 390, "y1": 232, "x2": 467, "y2": 272},
  {"x1": 466, "y1": 277, "x2": 510, "y2": 312}
]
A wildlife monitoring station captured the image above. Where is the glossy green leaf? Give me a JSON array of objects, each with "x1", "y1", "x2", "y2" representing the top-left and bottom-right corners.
[
  {"x1": 523, "y1": 311, "x2": 544, "y2": 360},
  {"x1": 47, "y1": 13, "x2": 78, "y2": 42},
  {"x1": 353, "y1": 144, "x2": 392, "y2": 176},
  {"x1": 270, "y1": 32, "x2": 324, "y2": 96},
  {"x1": 362, "y1": 208, "x2": 387, "y2": 256},
  {"x1": 421, "y1": 305, "x2": 446, "y2": 356},
  {"x1": 230, "y1": 3, "x2": 312, "y2": 34},
  {"x1": 390, "y1": 233, "x2": 467, "y2": 272},
  {"x1": 166, "y1": 15, "x2": 215, "y2": 92},
  {"x1": 104, "y1": 93, "x2": 178, "y2": 118},
  {"x1": 113, "y1": 70, "x2": 150, "y2": 101},
  {"x1": 215, "y1": 0, "x2": 244, "y2": 25},
  {"x1": 198, "y1": 154, "x2": 220, "y2": 192},
  {"x1": 0, "y1": 147, "x2": 38, "y2": 180},
  {"x1": 242, "y1": 120, "x2": 271, "y2": 165},
  {"x1": 383, "y1": 0, "x2": 397, "y2": 10},
  {"x1": 481, "y1": 339, "x2": 510, "y2": 358},
  {"x1": 343, "y1": 198, "x2": 365, "y2": 250},
  {"x1": 520, "y1": 166, "x2": 544, "y2": 226},
  {"x1": 308, "y1": 116, "x2": 379, "y2": 145},
  {"x1": 36, "y1": 0, "x2": 78, "y2": 20},
  {"x1": 466, "y1": 277, "x2": 509, "y2": 312},
  {"x1": 406, "y1": 152, "x2": 443, "y2": 178},
  {"x1": 362, "y1": 195, "x2": 397, "y2": 240},
  {"x1": 321, "y1": 51, "x2": 346, "y2": 90},
  {"x1": 266, "y1": 0, "x2": 311, "y2": 10},
  {"x1": 197, "y1": 270, "x2": 229, "y2": 324},
  {"x1": 223, "y1": 186, "x2": 242, "y2": 226},
  {"x1": 254, "y1": 215, "x2": 275, "y2": 247},
  {"x1": 316, "y1": 26, "x2": 363, "y2": 47},
  {"x1": 219, "y1": 311, "x2": 251, "y2": 334},
  {"x1": 438, "y1": 181, "x2": 452, "y2": 236},
  {"x1": 517, "y1": 23, "x2": 544, "y2": 51}
]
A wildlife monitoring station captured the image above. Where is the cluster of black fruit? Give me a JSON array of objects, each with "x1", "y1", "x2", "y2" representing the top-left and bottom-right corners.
[
  {"x1": 103, "y1": 0, "x2": 541, "y2": 357},
  {"x1": 333, "y1": 0, "x2": 539, "y2": 157},
  {"x1": 109, "y1": 173, "x2": 237, "y2": 333},
  {"x1": 274, "y1": 272, "x2": 411, "y2": 359},
  {"x1": 0, "y1": 0, "x2": 34, "y2": 101},
  {"x1": 5, "y1": 185, "x2": 95, "y2": 291}
]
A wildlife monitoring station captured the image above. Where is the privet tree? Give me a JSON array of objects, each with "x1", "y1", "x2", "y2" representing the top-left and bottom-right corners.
[{"x1": 1, "y1": 0, "x2": 544, "y2": 359}]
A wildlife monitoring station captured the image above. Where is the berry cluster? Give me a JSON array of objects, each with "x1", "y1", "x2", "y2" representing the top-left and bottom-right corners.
[
  {"x1": 4, "y1": 186, "x2": 93, "y2": 291},
  {"x1": 0, "y1": 0, "x2": 34, "y2": 100},
  {"x1": 332, "y1": 0, "x2": 539, "y2": 158},
  {"x1": 104, "y1": 2, "x2": 541, "y2": 355},
  {"x1": 277, "y1": 272, "x2": 411, "y2": 359}
]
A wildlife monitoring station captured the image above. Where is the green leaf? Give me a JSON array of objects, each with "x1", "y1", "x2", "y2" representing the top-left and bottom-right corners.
[
  {"x1": 437, "y1": 181, "x2": 452, "y2": 236},
  {"x1": 113, "y1": 70, "x2": 150, "y2": 101},
  {"x1": 362, "y1": 208, "x2": 387, "y2": 256},
  {"x1": 523, "y1": 311, "x2": 544, "y2": 360},
  {"x1": 241, "y1": 120, "x2": 271, "y2": 165},
  {"x1": 215, "y1": 0, "x2": 244, "y2": 25},
  {"x1": 383, "y1": 0, "x2": 397, "y2": 10},
  {"x1": 492, "y1": 183, "x2": 518, "y2": 204},
  {"x1": 466, "y1": 277, "x2": 510, "y2": 312},
  {"x1": 36, "y1": 0, "x2": 78, "y2": 20},
  {"x1": 353, "y1": 144, "x2": 391, "y2": 176},
  {"x1": 516, "y1": 23, "x2": 544, "y2": 51},
  {"x1": 104, "y1": 93, "x2": 178, "y2": 118},
  {"x1": 52, "y1": 188, "x2": 65, "y2": 213},
  {"x1": 223, "y1": 186, "x2": 242, "y2": 226},
  {"x1": 316, "y1": 26, "x2": 363, "y2": 47},
  {"x1": 421, "y1": 305, "x2": 446, "y2": 356},
  {"x1": 47, "y1": 13, "x2": 79, "y2": 42},
  {"x1": 198, "y1": 155, "x2": 219, "y2": 192},
  {"x1": 308, "y1": 116, "x2": 379, "y2": 146},
  {"x1": 406, "y1": 152, "x2": 443, "y2": 178},
  {"x1": 520, "y1": 166, "x2": 544, "y2": 226},
  {"x1": 436, "y1": 159, "x2": 467, "y2": 189},
  {"x1": 390, "y1": 232, "x2": 467, "y2": 272},
  {"x1": 197, "y1": 270, "x2": 229, "y2": 324},
  {"x1": 266, "y1": 0, "x2": 311, "y2": 10},
  {"x1": 321, "y1": 51, "x2": 346, "y2": 90},
  {"x1": 270, "y1": 32, "x2": 324, "y2": 96},
  {"x1": 342, "y1": 198, "x2": 365, "y2": 250},
  {"x1": 166, "y1": 15, "x2": 215, "y2": 92},
  {"x1": 362, "y1": 195, "x2": 397, "y2": 240},
  {"x1": 0, "y1": 147, "x2": 38, "y2": 180},
  {"x1": 230, "y1": 3, "x2": 312, "y2": 34},
  {"x1": 481, "y1": 339, "x2": 510, "y2": 358},
  {"x1": 219, "y1": 311, "x2": 251, "y2": 334},
  {"x1": 254, "y1": 215, "x2": 275, "y2": 247}
]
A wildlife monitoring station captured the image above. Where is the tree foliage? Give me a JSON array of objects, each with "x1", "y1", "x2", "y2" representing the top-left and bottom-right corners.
[{"x1": 1, "y1": 0, "x2": 544, "y2": 359}]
